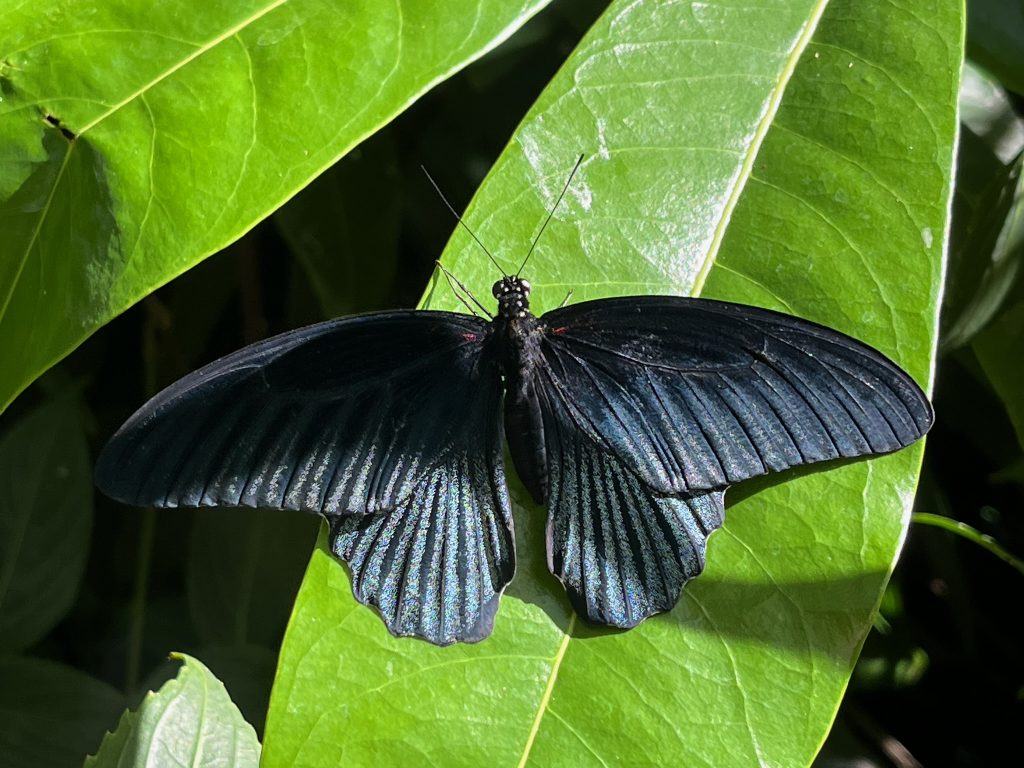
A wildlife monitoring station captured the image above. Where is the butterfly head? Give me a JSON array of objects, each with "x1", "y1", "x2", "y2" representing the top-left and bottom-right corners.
[{"x1": 492, "y1": 276, "x2": 532, "y2": 318}]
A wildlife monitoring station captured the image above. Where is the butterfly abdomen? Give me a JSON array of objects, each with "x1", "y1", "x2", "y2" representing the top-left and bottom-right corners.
[{"x1": 491, "y1": 308, "x2": 547, "y2": 504}]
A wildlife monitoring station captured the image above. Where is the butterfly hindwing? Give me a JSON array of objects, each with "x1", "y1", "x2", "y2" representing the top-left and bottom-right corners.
[
  {"x1": 539, "y1": 296, "x2": 933, "y2": 494},
  {"x1": 96, "y1": 310, "x2": 516, "y2": 644},
  {"x1": 538, "y1": 377, "x2": 725, "y2": 627},
  {"x1": 331, "y1": 447, "x2": 513, "y2": 645}
]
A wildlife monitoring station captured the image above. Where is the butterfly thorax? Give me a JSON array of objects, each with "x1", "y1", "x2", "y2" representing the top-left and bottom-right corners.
[{"x1": 490, "y1": 276, "x2": 543, "y2": 388}]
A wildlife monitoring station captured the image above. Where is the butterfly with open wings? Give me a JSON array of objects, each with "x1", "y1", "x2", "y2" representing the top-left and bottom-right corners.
[{"x1": 96, "y1": 158, "x2": 933, "y2": 646}]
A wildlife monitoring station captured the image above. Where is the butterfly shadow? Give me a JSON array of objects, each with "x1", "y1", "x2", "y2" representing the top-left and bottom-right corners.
[{"x1": 503, "y1": 457, "x2": 903, "y2": 658}]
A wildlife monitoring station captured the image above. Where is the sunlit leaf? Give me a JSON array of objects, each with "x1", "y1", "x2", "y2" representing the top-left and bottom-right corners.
[
  {"x1": 265, "y1": 1, "x2": 960, "y2": 766},
  {"x1": 0, "y1": 0, "x2": 553, "y2": 414},
  {"x1": 85, "y1": 653, "x2": 259, "y2": 768}
]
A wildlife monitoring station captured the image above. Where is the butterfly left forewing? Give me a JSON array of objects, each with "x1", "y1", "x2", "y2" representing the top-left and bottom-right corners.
[{"x1": 96, "y1": 311, "x2": 516, "y2": 645}]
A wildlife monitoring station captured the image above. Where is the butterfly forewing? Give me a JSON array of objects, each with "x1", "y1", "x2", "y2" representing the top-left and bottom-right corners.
[
  {"x1": 97, "y1": 312, "x2": 492, "y2": 514},
  {"x1": 538, "y1": 296, "x2": 933, "y2": 494}
]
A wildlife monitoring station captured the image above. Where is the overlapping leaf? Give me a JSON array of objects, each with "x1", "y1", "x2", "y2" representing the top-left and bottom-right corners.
[
  {"x1": 0, "y1": 0, "x2": 552, "y2": 414},
  {"x1": 85, "y1": 653, "x2": 259, "y2": 767}
]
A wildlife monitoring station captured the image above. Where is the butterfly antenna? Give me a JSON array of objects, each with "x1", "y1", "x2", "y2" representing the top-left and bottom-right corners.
[
  {"x1": 421, "y1": 165, "x2": 506, "y2": 277},
  {"x1": 436, "y1": 261, "x2": 493, "y2": 319},
  {"x1": 516, "y1": 154, "x2": 585, "y2": 277}
]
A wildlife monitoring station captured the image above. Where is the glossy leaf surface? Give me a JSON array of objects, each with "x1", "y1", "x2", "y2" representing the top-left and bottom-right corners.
[
  {"x1": 265, "y1": 1, "x2": 960, "y2": 766},
  {"x1": 0, "y1": 0, "x2": 551, "y2": 414}
]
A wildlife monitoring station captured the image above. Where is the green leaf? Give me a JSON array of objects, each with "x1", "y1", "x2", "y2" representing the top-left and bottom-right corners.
[
  {"x1": 958, "y1": 61, "x2": 1024, "y2": 163},
  {"x1": 195, "y1": 645, "x2": 278, "y2": 737},
  {"x1": 943, "y1": 144, "x2": 1023, "y2": 350},
  {"x1": 943, "y1": 62, "x2": 1024, "y2": 350},
  {"x1": 85, "y1": 653, "x2": 260, "y2": 768},
  {"x1": 973, "y1": 301, "x2": 1024, "y2": 451},
  {"x1": 0, "y1": 0, "x2": 553, "y2": 415},
  {"x1": 264, "y1": 1, "x2": 959, "y2": 767},
  {"x1": 0, "y1": 398, "x2": 91, "y2": 652},
  {"x1": 0, "y1": 655, "x2": 124, "y2": 768}
]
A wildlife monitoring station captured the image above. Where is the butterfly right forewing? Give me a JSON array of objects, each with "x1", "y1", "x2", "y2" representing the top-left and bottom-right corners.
[{"x1": 538, "y1": 296, "x2": 933, "y2": 495}]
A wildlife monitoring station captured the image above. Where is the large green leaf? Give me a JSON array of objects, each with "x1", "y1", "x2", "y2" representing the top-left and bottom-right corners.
[
  {"x1": 0, "y1": 0, "x2": 552, "y2": 415},
  {"x1": 0, "y1": 398, "x2": 91, "y2": 652},
  {"x1": 264, "y1": 1, "x2": 960, "y2": 766},
  {"x1": 85, "y1": 653, "x2": 259, "y2": 768}
]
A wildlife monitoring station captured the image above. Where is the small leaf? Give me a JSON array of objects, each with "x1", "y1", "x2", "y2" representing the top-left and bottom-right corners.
[
  {"x1": 943, "y1": 146, "x2": 1023, "y2": 350},
  {"x1": 0, "y1": 398, "x2": 91, "y2": 652},
  {"x1": 943, "y1": 64, "x2": 1024, "y2": 350},
  {"x1": 959, "y1": 62, "x2": 1024, "y2": 163},
  {"x1": 85, "y1": 653, "x2": 260, "y2": 768},
  {"x1": 0, "y1": 655, "x2": 124, "y2": 768},
  {"x1": 195, "y1": 645, "x2": 278, "y2": 737}
]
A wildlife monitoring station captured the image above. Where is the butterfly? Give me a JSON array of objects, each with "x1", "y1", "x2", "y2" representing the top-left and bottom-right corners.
[{"x1": 95, "y1": 162, "x2": 933, "y2": 646}]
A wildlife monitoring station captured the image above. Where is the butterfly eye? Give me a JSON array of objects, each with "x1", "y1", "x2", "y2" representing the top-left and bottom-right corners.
[
  {"x1": 491, "y1": 282, "x2": 502, "y2": 298},
  {"x1": 519, "y1": 279, "x2": 531, "y2": 294}
]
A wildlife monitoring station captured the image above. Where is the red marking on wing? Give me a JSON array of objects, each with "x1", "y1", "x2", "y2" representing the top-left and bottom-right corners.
[
  {"x1": 551, "y1": 326, "x2": 569, "y2": 335},
  {"x1": 461, "y1": 332, "x2": 478, "y2": 341}
]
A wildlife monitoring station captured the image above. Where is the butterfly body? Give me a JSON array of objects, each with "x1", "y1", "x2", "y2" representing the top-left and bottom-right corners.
[
  {"x1": 96, "y1": 276, "x2": 933, "y2": 645},
  {"x1": 491, "y1": 276, "x2": 551, "y2": 506}
]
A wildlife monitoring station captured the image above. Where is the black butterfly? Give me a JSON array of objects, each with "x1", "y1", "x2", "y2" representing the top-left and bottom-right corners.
[
  {"x1": 95, "y1": 166, "x2": 933, "y2": 647},
  {"x1": 96, "y1": 274, "x2": 933, "y2": 645}
]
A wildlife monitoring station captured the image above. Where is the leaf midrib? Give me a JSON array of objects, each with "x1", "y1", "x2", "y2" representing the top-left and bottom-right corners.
[
  {"x1": 514, "y1": 2, "x2": 832, "y2": 764},
  {"x1": 689, "y1": 0, "x2": 830, "y2": 299}
]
